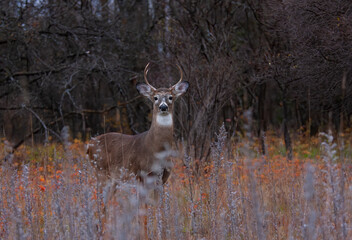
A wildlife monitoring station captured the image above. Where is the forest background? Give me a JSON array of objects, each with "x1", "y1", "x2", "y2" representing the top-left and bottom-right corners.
[
  {"x1": 1, "y1": 0, "x2": 351, "y2": 159},
  {"x1": 1, "y1": 0, "x2": 352, "y2": 239}
]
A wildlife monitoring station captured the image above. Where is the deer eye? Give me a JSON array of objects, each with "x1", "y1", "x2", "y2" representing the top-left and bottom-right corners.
[
  {"x1": 154, "y1": 96, "x2": 158, "y2": 101},
  {"x1": 168, "y1": 96, "x2": 173, "y2": 101}
]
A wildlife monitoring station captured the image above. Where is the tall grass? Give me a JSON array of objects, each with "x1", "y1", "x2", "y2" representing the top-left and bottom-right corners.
[{"x1": 0, "y1": 127, "x2": 352, "y2": 239}]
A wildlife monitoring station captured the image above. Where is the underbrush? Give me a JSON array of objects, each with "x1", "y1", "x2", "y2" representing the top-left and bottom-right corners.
[{"x1": 0, "y1": 128, "x2": 352, "y2": 239}]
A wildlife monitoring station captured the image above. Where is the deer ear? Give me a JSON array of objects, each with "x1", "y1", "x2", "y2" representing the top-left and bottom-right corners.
[
  {"x1": 173, "y1": 81, "x2": 189, "y2": 97},
  {"x1": 136, "y1": 83, "x2": 153, "y2": 98}
]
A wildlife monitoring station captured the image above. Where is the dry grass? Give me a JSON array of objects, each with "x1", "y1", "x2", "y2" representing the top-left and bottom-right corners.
[{"x1": 1, "y1": 128, "x2": 352, "y2": 239}]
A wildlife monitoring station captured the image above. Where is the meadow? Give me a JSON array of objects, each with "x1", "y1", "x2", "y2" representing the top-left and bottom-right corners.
[{"x1": 1, "y1": 126, "x2": 352, "y2": 240}]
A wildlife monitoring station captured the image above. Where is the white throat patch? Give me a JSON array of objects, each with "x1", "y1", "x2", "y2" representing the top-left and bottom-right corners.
[{"x1": 156, "y1": 114, "x2": 173, "y2": 127}]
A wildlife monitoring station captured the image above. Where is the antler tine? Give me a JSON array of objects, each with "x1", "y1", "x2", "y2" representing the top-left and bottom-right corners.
[
  {"x1": 143, "y1": 62, "x2": 156, "y2": 91},
  {"x1": 172, "y1": 64, "x2": 183, "y2": 88},
  {"x1": 144, "y1": 62, "x2": 151, "y2": 85}
]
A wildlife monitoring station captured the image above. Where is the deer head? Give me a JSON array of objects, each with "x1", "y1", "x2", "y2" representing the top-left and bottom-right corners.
[{"x1": 136, "y1": 63, "x2": 189, "y2": 127}]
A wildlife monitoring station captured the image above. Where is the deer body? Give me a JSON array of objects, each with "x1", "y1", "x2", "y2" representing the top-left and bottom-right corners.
[
  {"x1": 88, "y1": 115, "x2": 174, "y2": 183},
  {"x1": 88, "y1": 64, "x2": 188, "y2": 184}
]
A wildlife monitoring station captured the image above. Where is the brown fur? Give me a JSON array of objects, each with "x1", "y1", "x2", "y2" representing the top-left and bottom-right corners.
[{"x1": 87, "y1": 117, "x2": 174, "y2": 182}]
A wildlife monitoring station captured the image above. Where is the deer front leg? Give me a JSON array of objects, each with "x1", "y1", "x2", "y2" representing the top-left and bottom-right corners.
[{"x1": 162, "y1": 168, "x2": 171, "y2": 184}]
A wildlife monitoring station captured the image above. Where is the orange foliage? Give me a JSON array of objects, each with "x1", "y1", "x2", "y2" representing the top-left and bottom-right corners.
[
  {"x1": 38, "y1": 185, "x2": 46, "y2": 192},
  {"x1": 1, "y1": 133, "x2": 351, "y2": 239}
]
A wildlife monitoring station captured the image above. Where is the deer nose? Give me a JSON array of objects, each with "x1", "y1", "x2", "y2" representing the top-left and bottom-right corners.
[{"x1": 159, "y1": 104, "x2": 168, "y2": 112}]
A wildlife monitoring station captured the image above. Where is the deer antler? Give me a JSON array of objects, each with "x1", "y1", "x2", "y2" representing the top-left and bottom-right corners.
[
  {"x1": 144, "y1": 63, "x2": 156, "y2": 90},
  {"x1": 171, "y1": 64, "x2": 183, "y2": 88},
  {"x1": 144, "y1": 63, "x2": 183, "y2": 89}
]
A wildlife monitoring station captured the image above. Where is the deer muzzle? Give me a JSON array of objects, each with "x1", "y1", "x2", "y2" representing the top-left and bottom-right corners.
[{"x1": 159, "y1": 103, "x2": 168, "y2": 112}]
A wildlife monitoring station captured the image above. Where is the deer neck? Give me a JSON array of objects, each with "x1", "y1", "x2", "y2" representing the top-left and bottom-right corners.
[{"x1": 146, "y1": 112, "x2": 174, "y2": 148}]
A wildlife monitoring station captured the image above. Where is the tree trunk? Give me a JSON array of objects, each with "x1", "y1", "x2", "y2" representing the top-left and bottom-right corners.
[
  {"x1": 339, "y1": 71, "x2": 347, "y2": 162},
  {"x1": 307, "y1": 86, "x2": 311, "y2": 137},
  {"x1": 340, "y1": 71, "x2": 346, "y2": 134},
  {"x1": 282, "y1": 88, "x2": 292, "y2": 160},
  {"x1": 258, "y1": 82, "x2": 267, "y2": 155}
]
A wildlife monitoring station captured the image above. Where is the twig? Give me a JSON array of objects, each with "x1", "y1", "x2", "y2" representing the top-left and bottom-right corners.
[{"x1": 22, "y1": 105, "x2": 62, "y2": 144}]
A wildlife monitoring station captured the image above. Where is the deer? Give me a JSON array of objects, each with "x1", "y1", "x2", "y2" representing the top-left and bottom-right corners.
[{"x1": 87, "y1": 63, "x2": 189, "y2": 188}]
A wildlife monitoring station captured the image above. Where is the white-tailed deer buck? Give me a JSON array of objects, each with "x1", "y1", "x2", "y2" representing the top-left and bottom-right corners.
[{"x1": 87, "y1": 63, "x2": 189, "y2": 185}]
